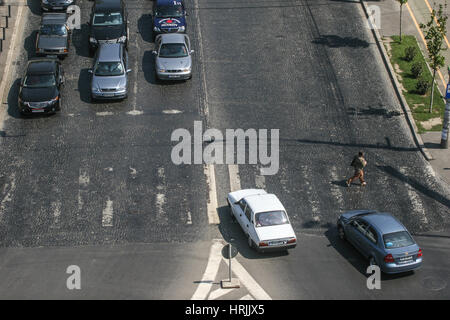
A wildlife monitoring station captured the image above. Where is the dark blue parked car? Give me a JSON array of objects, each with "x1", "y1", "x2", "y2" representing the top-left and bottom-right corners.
[
  {"x1": 152, "y1": 0, "x2": 187, "y2": 40},
  {"x1": 337, "y1": 210, "x2": 422, "y2": 274}
]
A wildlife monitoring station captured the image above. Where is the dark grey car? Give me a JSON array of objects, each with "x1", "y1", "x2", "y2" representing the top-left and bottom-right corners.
[
  {"x1": 36, "y1": 13, "x2": 70, "y2": 58},
  {"x1": 337, "y1": 210, "x2": 422, "y2": 274}
]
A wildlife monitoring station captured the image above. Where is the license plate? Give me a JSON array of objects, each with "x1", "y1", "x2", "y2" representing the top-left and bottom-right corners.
[
  {"x1": 102, "y1": 93, "x2": 114, "y2": 97},
  {"x1": 32, "y1": 109, "x2": 45, "y2": 113},
  {"x1": 168, "y1": 75, "x2": 179, "y2": 78},
  {"x1": 269, "y1": 240, "x2": 286, "y2": 246},
  {"x1": 53, "y1": 7, "x2": 62, "y2": 10}
]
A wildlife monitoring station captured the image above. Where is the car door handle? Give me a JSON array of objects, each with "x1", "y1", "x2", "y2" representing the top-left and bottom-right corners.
[
  {"x1": 240, "y1": 214, "x2": 242, "y2": 217},
  {"x1": 246, "y1": 225, "x2": 249, "y2": 228}
]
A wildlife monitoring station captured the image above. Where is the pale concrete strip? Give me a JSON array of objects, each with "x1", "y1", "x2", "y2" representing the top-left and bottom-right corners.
[
  {"x1": 205, "y1": 164, "x2": 220, "y2": 224},
  {"x1": 330, "y1": 166, "x2": 345, "y2": 211},
  {"x1": 228, "y1": 164, "x2": 241, "y2": 192},
  {"x1": 208, "y1": 287, "x2": 235, "y2": 300},
  {"x1": 239, "y1": 294, "x2": 255, "y2": 300},
  {"x1": 191, "y1": 240, "x2": 223, "y2": 300},
  {"x1": 222, "y1": 257, "x2": 272, "y2": 300},
  {"x1": 50, "y1": 200, "x2": 61, "y2": 228},
  {"x1": 102, "y1": 197, "x2": 114, "y2": 227},
  {"x1": 0, "y1": 5, "x2": 25, "y2": 131},
  {"x1": 156, "y1": 167, "x2": 168, "y2": 225},
  {"x1": 255, "y1": 174, "x2": 266, "y2": 189}
]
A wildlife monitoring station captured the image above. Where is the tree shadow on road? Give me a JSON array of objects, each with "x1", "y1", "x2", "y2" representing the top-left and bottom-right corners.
[{"x1": 312, "y1": 35, "x2": 370, "y2": 48}]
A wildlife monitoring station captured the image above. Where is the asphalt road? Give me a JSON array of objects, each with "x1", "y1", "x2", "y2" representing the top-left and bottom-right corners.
[{"x1": 0, "y1": 0, "x2": 448, "y2": 299}]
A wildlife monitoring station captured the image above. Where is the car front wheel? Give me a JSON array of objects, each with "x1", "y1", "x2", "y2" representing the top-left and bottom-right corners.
[{"x1": 338, "y1": 225, "x2": 346, "y2": 240}]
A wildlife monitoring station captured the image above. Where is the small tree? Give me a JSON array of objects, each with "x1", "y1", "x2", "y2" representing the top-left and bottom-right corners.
[
  {"x1": 420, "y1": 4, "x2": 448, "y2": 113},
  {"x1": 397, "y1": 0, "x2": 409, "y2": 42}
]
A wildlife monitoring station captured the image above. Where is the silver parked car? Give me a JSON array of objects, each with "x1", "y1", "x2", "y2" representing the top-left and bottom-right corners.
[
  {"x1": 153, "y1": 33, "x2": 193, "y2": 81},
  {"x1": 89, "y1": 43, "x2": 131, "y2": 101},
  {"x1": 337, "y1": 210, "x2": 422, "y2": 274}
]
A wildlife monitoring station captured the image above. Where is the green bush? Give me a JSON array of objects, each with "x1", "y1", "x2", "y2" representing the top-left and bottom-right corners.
[
  {"x1": 411, "y1": 62, "x2": 423, "y2": 78},
  {"x1": 416, "y1": 77, "x2": 430, "y2": 95},
  {"x1": 404, "y1": 46, "x2": 417, "y2": 62}
]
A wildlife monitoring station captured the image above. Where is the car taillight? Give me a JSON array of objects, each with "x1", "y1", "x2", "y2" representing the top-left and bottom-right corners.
[
  {"x1": 259, "y1": 242, "x2": 268, "y2": 247},
  {"x1": 384, "y1": 254, "x2": 395, "y2": 263},
  {"x1": 417, "y1": 248, "x2": 422, "y2": 258},
  {"x1": 287, "y1": 238, "x2": 296, "y2": 244}
]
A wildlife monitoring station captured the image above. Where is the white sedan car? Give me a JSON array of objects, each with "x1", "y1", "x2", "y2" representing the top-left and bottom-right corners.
[{"x1": 227, "y1": 189, "x2": 297, "y2": 252}]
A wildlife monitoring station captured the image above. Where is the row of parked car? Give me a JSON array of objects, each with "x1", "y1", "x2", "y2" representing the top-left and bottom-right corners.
[{"x1": 17, "y1": 0, "x2": 193, "y2": 115}]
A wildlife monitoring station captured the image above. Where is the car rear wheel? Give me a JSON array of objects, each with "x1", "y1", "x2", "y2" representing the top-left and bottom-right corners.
[
  {"x1": 338, "y1": 225, "x2": 346, "y2": 240},
  {"x1": 247, "y1": 235, "x2": 255, "y2": 250}
]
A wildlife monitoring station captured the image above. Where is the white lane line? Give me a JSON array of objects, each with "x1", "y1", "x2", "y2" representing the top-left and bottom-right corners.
[
  {"x1": 222, "y1": 257, "x2": 272, "y2": 300},
  {"x1": 102, "y1": 197, "x2": 114, "y2": 227},
  {"x1": 239, "y1": 294, "x2": 255, "y2": 300},
  {"x1": 156, "y1": 167, "x2": 168, "y2": 225},
  {"x1": 126, "y1": 110, "x2": 144, "y2": 116},
  {"x1": 228, "y1": 164, "x2": 241, "y2": 192},
  {"x1": 187, "y1": 211, "x2": 192, "y2": 225},
  {"x1": 0, "y1": 173, "x2": 16, "y2": 223},
  {"x1": 50, "y1": 200, "x2": 61, "y2": 228},
  {"x1": 205, "y1": 164, "x2": 220, "y2": 224},
  {"x1": 300, "y1": 165, "x2": 321, "y2": 220},
  {"x1": 96, "y1": 111, "x2": 114, "y2": 116},
  {"x1": 255, "y1": 174, "x2": 266, "y2": 189},
  {"x1": 77, "y1": 168, "x2": 89, "y2": 212},
  {"x1": 399, "y1": 167, "x2": 428, "y2": 225},
  {"x1": 0, "y1": 5, "x2": 25, "y2": 131},
  {"x1": 162, "y1": 109, "x2": 183, "y2": 114},
  {"x1": 191, "y1": 240, "x2": 223, "y2": 300},
  {"x1": 208, "y1": 288, "x2": 235, "y2": 300},
  {"x1": 330, "y1": 165, "x2": 345, "y2": 211}
]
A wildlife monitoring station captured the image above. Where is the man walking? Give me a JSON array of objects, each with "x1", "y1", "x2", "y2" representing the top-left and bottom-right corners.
[{"x1": 346, "y1": 151, "x2": 367, "y2": 187}]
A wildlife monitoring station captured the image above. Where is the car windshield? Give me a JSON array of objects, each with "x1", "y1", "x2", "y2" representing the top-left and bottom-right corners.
[
  {"x1": 383, "y1": 231, "x2": 415, "y2": 249},
  {"x1": 40, "y1": 24, "x2": 67, "y2": 36},
  {"x1": 255, "y1": 211, "x2": 289, "y2": 227},
  {"x1": 94, "y1": 61, "x2": 124, "y2": 76},
  {"x1": 155, "y1": 5, "x2": 184, "y2": 18},
  {"x1": 159, "y1": 43, "x2": 188, "y2": 58},
  {"x1": 93, "y1": 12, "x2": 123, "y2": 26},
  {"x1": 24, "y1": 74, "x2": 56, "y2": 88}
]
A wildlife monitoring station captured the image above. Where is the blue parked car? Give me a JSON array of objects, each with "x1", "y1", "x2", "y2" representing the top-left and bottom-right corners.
[
  {"x1": 152, "y1": 0, "x2": 187, "y2": 40},
  {"x1": 337, "y1": 210, "x2": 422, "y2": 274}
]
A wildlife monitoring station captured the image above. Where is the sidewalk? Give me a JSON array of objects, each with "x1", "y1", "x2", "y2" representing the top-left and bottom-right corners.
[{"x1": 364, "y1": 0, "x2": 450, "y2": 187}]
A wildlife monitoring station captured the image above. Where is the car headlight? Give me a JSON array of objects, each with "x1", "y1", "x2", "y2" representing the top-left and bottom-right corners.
[
  {"x1": 49, "y1": 96, "x2": 59, "y2": 104},
  {"x1": 118, "y1": 36, "x2": 127, "y2": 43},
  {"x1": 158, "y1": 69, "x2": 166, "y2": 73},
  {"x1": 178, "y1": 26, "x2": 185, "y2": 32},
  {"x1": 182, "y1": 68, "x2": 190, "y2": 72},
  {"x1": 89, "y1": 37, "x2": 98, "y2": 43},
  {"x1": 153, "y1": 27, "x2": 160, "y2": 32},
  {"x1": 92, "y1": 87, "x2": 101, "y2": 93},
  {"x1": 118, "y1": 86, "x2": 126, "y2": 91},
  {"x1": 42, "y1": 0, "x2": 49, "y2": 4}
]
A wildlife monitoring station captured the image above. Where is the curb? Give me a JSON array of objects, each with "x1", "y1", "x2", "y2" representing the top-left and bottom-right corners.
[
  {"x1": 360, "y1": 1, "x2": 434, "y2": 161},
  {"x1": 0, "y1": 3, "x2": 27, "y2": 130}
]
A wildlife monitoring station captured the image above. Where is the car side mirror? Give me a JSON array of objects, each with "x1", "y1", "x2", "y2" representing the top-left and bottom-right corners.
[
  {"x1": 152, "y1": 50, "x2": 157, "y2": 55},
  {"x1": 88, "y1": 69, "x2": 93, "y2": 74},
  {"x1": 190, "y1": 50, "x2": 194, "y2": 54},
  {"x1": 127, "y1": 69, "x2": 132, "y2": 73}
]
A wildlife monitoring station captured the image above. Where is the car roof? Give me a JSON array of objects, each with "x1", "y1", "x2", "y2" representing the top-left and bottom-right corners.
[
  {"x1": 245, "y1": 194, "x2": 285, "y2": 214},
  {"x1": 156, "y1": 0, "x2": 183, "y2": 6},
  {"x1": 97, "y1": 43, "x2": 122, "y2": 61},
  {"x1": 27, "y1": 59, "x2": 58, "y2": 75},
  {"x1": 361, "y1": 212, "x2": 406, "y2": 235},
  {"x1": 42, "y1": 13, "x2": 67, "y2": 25},
  {"x1": 94, "y1": 0, "x2": 122, "y2": 12},
  {"x1": 158, "y1": 33, "x2": 186, "y2": 44}
]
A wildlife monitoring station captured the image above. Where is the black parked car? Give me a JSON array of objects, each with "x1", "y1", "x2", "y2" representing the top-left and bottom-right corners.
[
  {"x1": 36, "y1": 13, "x2": 70, "y2": 58},
  {"x1": 88, "y1": 0, "x2": 129, "y2": 55},
  {"x1": 18, "y1": 58, "x2": 65, "y2": 115},
  {"x1": 41, "y1": 0, "x2": 76, "y2": 12}
]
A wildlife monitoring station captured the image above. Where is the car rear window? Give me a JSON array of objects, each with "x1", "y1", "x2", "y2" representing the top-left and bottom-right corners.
[
  {"x1": 255, "y1": 211, "x2": 288, "y2": 227},
  {"x1": 40, "y1": 24, "x2": 67, "y2": 36},
  {"x1": 383, "y1": 231, "x2": 415, "y2": 249}
]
